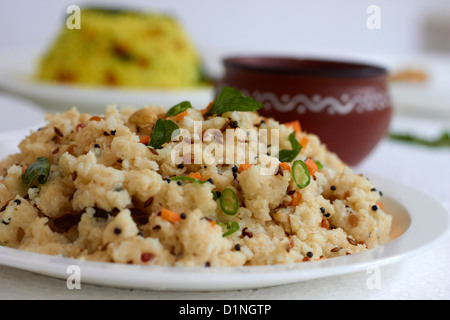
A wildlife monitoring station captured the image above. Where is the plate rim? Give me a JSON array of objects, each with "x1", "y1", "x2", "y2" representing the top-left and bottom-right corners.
[{"x1": 0, "y1": 174, "x2": 448, "y2": 291}]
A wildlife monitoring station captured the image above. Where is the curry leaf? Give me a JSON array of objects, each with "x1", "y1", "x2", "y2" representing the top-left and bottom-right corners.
[
  {"x1": 207, "y1": 86, "x2": 264, "y2": 115},
  {"x1": 148, "y1": 119, "x2": 179, "y2": 149},
  {"x1": 170, "y1": 176, "x2": 207, "y2": 184},
  {"x1": 166, "y1": 101, "x2": 192, "y2": 117},
  {"x1": 314, "y1": 160, "x2": 324, "y2": 169},
  {"x1": 278, "y1": 132, "x2": 302, "y2": 162}
]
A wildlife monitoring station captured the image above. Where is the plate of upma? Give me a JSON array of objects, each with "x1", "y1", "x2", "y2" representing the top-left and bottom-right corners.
[{"x1": 0, "y1": 86, "x2": 447, "y2": 290}]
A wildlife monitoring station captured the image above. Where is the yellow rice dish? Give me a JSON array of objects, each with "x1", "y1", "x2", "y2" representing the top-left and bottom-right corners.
[
  {"x1": 0, "y1": 87, "x2": 391, "y2": 266},
  {"x1": 36, "y1": 7, "x2": 203, "y2": 88}
]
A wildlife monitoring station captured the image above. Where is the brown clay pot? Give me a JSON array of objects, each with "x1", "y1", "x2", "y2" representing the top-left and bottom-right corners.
[{"x1": 217, "y1": 56, "x2": 392, "y2": 166}]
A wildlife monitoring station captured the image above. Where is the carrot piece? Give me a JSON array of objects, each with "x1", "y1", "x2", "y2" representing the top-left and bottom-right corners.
[
  {"x1": 22, "y1": 166, "x2": 28, "y2": 174},
  {"x1": 289, "y1": 191, "x2": 302, "y2": 206},
  {"x1": 304, "y1": 158, "x2": 318, "y2": 176},
  {"x1": 238, "y1": 164, "x2": 252, "y2": 173},
  {"x1": 167, "y1": 110, "x2": 188, "y2": 122},
  {"x1": 208, "y1": 220, "x2": 216, "y2": 228},
  {"x1": 300, "y1": 136, "x2": 309, "y2": 149},
  {"x1": 161, "y1": 208, "x2": 181, "y2": 223},
  {"x1": 284, "y1": 120, "x2": 302, "y2": 133},
  {"x1": 89, "y1": 116, "x2": 105, "y2": 122},
  {"x1": 279, "y1": 162, "x2": 291, "y2": 172},
  {"x1": 139, "y1": 136, "x2": 150, "y2": 145},
  {"x1": 201, "y1": 101, "x2": 214, "y2": 115},
  {"x1": 188, "y1": 172, "x2": 203, "y2": 181},
  {"x1": 174, "y1": 110, "x2": 188, "y2": 121},
  {"x1": 377, "y1": 202, "x2": 384, "y2": 210}
]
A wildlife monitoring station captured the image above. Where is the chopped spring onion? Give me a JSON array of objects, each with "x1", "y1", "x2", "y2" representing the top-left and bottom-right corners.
[
  {"x1": 291, "y1": 160, "x2": 311, "y2": 189},
  {"x1": 220, "y1": 188, "x2": 239, "y2": 215},
  {"x1": 219, "y1": 221, "x2": 240, "y2": 237}
]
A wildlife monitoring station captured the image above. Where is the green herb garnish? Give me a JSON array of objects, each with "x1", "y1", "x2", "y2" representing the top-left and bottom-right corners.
[
  {"x1": 206, "y1": 86, "x2": 264, "y2": 116},
  {"x1": 314, "y1": 160, "x2": 324, "y2": 170},
  {"x1": 22, "y1": 157, "x2": 51, "y2": 188},
  {"x1": 389, "y1": 131, "x2": 450, "y2": 148},
  {"x1": 148, "y1": 119, "x2": 179, "y2": 149},
  {"x1": 278, "y1": 132, "x2": 302, "y2": 162},
  {"x1": 220, "y1": 188, "x2": 239, "y2": 215},
  {"x1": 166, "y1": 101, "x2": 192, "y2": 118},
  {"x1": 291, "y1": 160, "x2": 311, "y2": 189},
  {"x1": 218, "y1": 221, "x2": 240, "y2": 237},
  {"x1": 170, "y1": 176, "x2": 207, "y2": 184}
]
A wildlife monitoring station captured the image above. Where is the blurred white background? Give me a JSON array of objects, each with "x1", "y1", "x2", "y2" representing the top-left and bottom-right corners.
[
  {"x1": 2, "y1": 0, "x2": 450, "y2": 117},
  {"x1": 1, "y1": 0, "x2": 450, "y2": 75}
]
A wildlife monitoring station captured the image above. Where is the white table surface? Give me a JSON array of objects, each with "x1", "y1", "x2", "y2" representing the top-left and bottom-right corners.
[{"x1": 0, "y1": 102, "x2": 448, "y2": 300}]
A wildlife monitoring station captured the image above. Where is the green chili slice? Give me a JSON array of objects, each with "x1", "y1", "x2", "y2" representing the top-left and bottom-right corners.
[
  {"x1": 220, "y1": 188, "x2": 239, "y2": 215},
  {"x1": 22, "y1": 157, "x2": 51, "y2": 188},
  {"x1": 291, "y1": 160, "x2": 311, "y2": 188},
  {"x1": 219, "y1": 221, "x2": 240, "y2": 237}
]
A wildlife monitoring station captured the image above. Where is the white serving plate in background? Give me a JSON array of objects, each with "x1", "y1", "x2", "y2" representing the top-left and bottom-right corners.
[{"x1": 0, "y1": 51, "x2": 214, "y2": 114}]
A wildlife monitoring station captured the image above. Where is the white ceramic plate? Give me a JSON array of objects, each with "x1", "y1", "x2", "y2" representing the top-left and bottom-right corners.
[
  {"x1": 0, "y1": 51, "x2": 215, "y2": 113},
  {"x1": 0, "y1": 174, "x2": 447, "y2": 291},
  {"x1": 340, "y1": 52, "x2": 450, "y2": 117}
]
